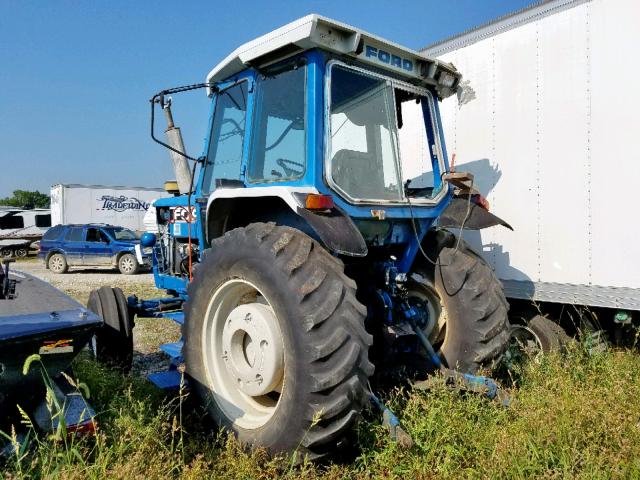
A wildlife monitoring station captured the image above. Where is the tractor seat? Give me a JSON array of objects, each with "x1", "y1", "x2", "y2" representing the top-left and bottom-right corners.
[{"x1": 332, "y1": 149, "x2": 386, "y2": 199}]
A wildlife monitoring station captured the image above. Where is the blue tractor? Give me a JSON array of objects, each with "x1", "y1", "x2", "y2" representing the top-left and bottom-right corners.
[{"x1": 91, "y1": 15, "x2": 513, "y2": 458}]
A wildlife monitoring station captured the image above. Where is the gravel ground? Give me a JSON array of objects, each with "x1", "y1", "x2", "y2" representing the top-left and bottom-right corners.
[{"x1": 12, "y1": 257, "x2": 181, "y2": 377}]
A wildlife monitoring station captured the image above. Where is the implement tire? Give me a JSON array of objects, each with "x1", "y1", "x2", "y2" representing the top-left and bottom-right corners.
[
  {"x1": 184, "y1": 223, "x2": 373, "y2": 458},
  {"x1": 411, "y1": 236, "x2": 511, "y2": 373},
  {"x1": 87, "y1": 286, "x2": 134, "y2": 373}
]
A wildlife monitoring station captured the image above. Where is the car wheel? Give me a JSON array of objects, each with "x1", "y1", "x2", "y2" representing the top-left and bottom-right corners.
[
  {"x1": 48, "y1": 253, "x2": 68, "y2": 274},
  {"x1": 118, "y1": 253, "x2": 139, "y2": 275}
]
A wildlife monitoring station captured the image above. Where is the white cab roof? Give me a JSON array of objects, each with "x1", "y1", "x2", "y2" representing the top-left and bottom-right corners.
[{"x1": 206, "y1": 14, "x2": 461, "y2": 98}]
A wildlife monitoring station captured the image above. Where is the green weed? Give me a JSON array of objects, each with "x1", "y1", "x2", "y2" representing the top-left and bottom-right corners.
[{"x1": 2, "y1": 345, "x2": 640, "y2": 479}]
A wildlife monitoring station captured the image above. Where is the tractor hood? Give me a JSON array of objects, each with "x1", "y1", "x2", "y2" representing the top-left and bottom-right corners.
[{"x1": 206, "y1": 14, "x2": 461, "y2": 99}]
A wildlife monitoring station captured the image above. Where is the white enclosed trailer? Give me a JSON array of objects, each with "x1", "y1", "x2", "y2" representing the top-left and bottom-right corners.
[
  {"x1": 422, "y1": 0, "x2": 640, "y2": 311},
  {"x1": 50, "y1": 184, "x2": 169, "y2": 232}
]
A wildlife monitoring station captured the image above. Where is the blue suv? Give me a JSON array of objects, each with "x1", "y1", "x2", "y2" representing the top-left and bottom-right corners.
[{"x1": 39, "y1": 224, "x2": 147, "y2": 275}]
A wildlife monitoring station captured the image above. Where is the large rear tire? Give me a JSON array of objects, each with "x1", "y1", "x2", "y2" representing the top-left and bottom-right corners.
[
  {"x1": 184, "y1": 223, "x2": 373, "y2": 458},
  {"x1": 410, "y1": 238, "x2": 511, "y2": 373}
]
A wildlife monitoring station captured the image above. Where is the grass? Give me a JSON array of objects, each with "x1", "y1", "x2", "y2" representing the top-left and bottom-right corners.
[
  {"x1": 3, "y1": 271, "x2": 639, "y2": 478},
  {"x1": 2, "y1": 341, "x2": 640, "y2": 479}
]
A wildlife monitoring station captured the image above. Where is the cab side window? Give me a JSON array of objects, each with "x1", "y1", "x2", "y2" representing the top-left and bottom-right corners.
[
  {"x1": 249, "y1": 65, "x2": 306, "y2": 182},
  {"x1": 202, "y1": 82, "x2": 249, "y2": 193}
]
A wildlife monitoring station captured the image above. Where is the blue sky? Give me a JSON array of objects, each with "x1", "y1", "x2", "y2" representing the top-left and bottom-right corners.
[{"x1": 0, "y1": 0, "x2": 535, "y2": 197}]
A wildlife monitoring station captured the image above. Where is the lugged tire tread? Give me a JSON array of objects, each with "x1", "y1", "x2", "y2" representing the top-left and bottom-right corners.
[
  {"x1": 184, "y1": 223, "x2": 373, "y2": 458},
  {"x1": 415, "y1": 239, "x2": 510, "y2": 372}
]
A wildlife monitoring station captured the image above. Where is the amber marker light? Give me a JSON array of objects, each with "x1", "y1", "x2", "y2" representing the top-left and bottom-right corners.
[{"x1": 305, "y1": 194, "x2": 334, "y2": 210}]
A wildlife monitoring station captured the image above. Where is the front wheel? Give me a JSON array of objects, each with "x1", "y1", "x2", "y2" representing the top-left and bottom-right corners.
[
  {"x1": 409, "y1": 239, "x2": 511, "y2": 373},
  {"x1": 118, "y1": 253, "x2": 139, "y2": 275},
  {"x1": 184, "y1": 223, "x2": 373, "y2": 458}
]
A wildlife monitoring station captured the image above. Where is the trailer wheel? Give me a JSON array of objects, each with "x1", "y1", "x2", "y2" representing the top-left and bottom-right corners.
[
  {"x1": 527, "y1": 315, "x2": 571, "y2": 353},
  {"x1": 48, "y1": 253, "x2": 68, "y2": 274},
  {"x1": 409, "y1": 239, "x2": 511, "y2": 373},
  {"x1": 184, "y1": 223, "x2": 373, "y2": 458},
  {"x1": 118, "y1": 253, "x2": 139, "y2": 275},
  {"x1": 87, "y1": 286, "x2": 134, "y2": 373},
  {"x1": 1, "y1": 248, "x2": 13, "y2": 258},
  {"x1": 14, "y1": 248, "x2": 28, "y2": 258}
]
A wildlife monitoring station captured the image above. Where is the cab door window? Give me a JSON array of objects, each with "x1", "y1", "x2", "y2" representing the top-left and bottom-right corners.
[
  {"x1": 202, "y1": 82, "x2": 248, "y2": 193},
  {"x1": 248, "y1": 65, "x2": 306, "y2": 182}
]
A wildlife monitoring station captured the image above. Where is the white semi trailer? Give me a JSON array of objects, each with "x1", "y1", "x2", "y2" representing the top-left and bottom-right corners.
[
  {"x1": 50, "y1": 184, "x2": 169, "y2": 232},
  {"x1": 421, "y1": 0, "x2": 639, "y2": 317}
]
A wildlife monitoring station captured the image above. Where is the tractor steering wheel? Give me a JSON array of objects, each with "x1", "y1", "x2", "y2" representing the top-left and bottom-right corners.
[{"x1": 276, "y1": 158, "x2": 304, "y2": 177}]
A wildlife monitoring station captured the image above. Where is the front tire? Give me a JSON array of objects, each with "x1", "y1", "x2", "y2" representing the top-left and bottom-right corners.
[
  {"x1": 118, "y1": 253, "x2": 139, "y2": 275},
  {"x1": 184, "y1": 223, "x2": 373, "y2": 458},
  {"x1": 410, "y1": 239, "x2": 511, "y2": 373}
]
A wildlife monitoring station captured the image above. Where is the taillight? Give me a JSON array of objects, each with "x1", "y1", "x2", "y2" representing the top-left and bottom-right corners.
[
  {"x1": 305, "y1": 194, "x2": 334, "y2": 210},
  {"x1": 67, "y1": 419, "x2": 97, "y2": 437}
]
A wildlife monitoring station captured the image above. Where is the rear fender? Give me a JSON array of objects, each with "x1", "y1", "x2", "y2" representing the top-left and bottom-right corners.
[
  {"x1": 206, "y1": 187, "x2": 367, "y2": 257},
  {"x1": 438, "y1": 197, "x2": 513, "y2": 231}
]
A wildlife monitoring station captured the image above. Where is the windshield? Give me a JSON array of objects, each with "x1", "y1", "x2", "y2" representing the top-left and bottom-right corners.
[
  {"x1": 104, "y1": 227, "x2": 137, "y2": 241},
  {"x1": 328, "y1": 64, "x2": 442, "y2": 203}
]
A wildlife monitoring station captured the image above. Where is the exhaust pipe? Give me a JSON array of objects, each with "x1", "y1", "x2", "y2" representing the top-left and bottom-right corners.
[{"x1": 161, "y1": 98, "x2": 192, "y2": 195}]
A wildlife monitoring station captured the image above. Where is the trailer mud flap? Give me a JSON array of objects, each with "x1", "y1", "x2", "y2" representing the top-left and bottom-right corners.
[
  {"x1": 439, "y1": 198, "x2": 513, "y2": 231},
  {"x1": 297, "y1": 207, "x2": 368, "y2": 257}
]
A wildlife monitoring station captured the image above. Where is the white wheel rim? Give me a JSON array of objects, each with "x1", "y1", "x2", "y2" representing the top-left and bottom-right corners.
[
  {"x1": 510, "y1": 325, "x2": 544, "y2": 357},
  {"x1": 1, "y1": 249, "x2": 12, "y2": 258},
  {"x1": 51, "y1": 256, "x2": 63, "y2": 271},
  {"x1": 16, "y1": 249, "x2": 27, "y2": 258},
  {"x1": 121, "y1": 257, "x2": 135, "y2": 272},
  {"x1": 202, "y1": 278, "x2": 285, "y2": 430}
]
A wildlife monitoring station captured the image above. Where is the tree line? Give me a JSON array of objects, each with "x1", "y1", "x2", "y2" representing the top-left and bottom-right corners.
[{"x1": 0, "y1": 190, "x2": 50, "y2": 209}]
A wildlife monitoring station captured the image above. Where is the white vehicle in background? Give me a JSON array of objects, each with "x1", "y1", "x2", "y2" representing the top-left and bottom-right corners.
[
  {"x1": 421, "y1": 0, "x2": 640, "y2": 327},
  {"x1": 50, "y1": 184, "x2": 169, "y2": 233},
  {"x1": 0, "y1": 207, "x2": 51, "y2": 258}
]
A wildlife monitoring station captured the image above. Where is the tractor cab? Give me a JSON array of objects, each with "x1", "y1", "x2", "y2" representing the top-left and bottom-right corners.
[{"x1": 199, "y1": 15, "x2": 461, "y2": 237}]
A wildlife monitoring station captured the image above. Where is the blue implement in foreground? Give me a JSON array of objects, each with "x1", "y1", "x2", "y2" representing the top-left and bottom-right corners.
[
  {"x1": 148, "y1": 369, "x2": 184, "y2": 390},
  {"x1": 159, "y1": 340, "x2": 184, "y2": 360}
]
